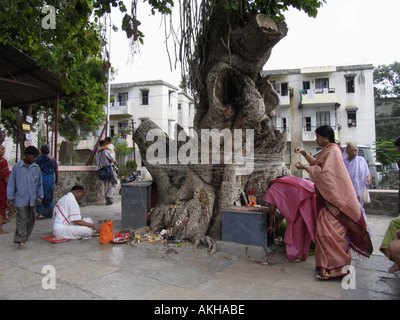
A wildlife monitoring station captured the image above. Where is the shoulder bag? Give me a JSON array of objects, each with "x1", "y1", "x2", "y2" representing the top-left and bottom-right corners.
[{"x1": 98, "y1": 151, "x2": 114, "y2": 181}]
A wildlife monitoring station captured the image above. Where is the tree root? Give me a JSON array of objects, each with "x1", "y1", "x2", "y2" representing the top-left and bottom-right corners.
[{"x1": 193, "y1": 234, "x2": 218, "y2": 255}]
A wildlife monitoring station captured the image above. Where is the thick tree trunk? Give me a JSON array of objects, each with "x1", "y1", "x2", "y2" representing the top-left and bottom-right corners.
[{"x1": 133, "y1": 11, "x2": 289, "y2": 250}]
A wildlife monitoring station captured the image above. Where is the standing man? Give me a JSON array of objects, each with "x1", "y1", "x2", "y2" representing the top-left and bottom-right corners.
[
  {"x1": 7, "y1": 146, "x2": 43, "y2": 248},
  {"x1": 96, "y1": 140, "x2": 118, "y2": 205},
  {"x1": 101, "y1": 137, "x2": 119, "y2": 173}
]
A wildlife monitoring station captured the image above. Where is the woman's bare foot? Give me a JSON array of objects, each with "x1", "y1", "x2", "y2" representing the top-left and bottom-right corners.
[
  {"x1": 18, "y1": 242, "x2": 24, "y2": 249},
  {"x1": 0, "y1": 229, "x2": 8, "y2": 234}
]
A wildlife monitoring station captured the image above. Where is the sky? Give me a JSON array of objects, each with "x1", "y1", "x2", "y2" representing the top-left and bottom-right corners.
[{"x1": 109, "y1": 0, "x2": 400, "y2": 88}]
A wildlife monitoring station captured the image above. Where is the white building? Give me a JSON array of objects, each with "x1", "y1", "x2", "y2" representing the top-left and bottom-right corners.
[
  {"x1": 262, "y1": 64, "x2": 376, "y2": 173},
  {"x1": 107, "y1": 80, "x2": 195, "y2": 175}
]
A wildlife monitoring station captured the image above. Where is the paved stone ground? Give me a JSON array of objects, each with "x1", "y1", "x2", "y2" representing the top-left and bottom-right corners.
[{"x1": 0, "y1": 196, "x2": 399, "y2": 300}]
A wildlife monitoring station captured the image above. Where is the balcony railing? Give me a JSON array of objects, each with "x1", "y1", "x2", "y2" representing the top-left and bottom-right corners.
[
  {"x1": 300, "y1": 88, "x2": 338, "y2": 106},
  {"x1": 302, "y1": 125, "x2": 338, "y2": 141},
  {"x1": 109, "y1": 101, "x2": 132, "y2": 115},
  {"x1": 279, "y1": 94, "x2": 290, "y2": 106}
]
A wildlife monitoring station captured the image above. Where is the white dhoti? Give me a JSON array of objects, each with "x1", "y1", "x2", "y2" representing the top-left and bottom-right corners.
[
  {"x1": 53, "y1": 217, "x2": 94, "y2": 240},
  {"x1": 52, "y1": 192, "x2": 94, "y2": 240}
]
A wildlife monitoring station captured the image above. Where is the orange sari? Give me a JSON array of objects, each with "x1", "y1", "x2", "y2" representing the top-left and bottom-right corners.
[{"x1": 308, "y1": 144, "x2": 372, "y2": 279}]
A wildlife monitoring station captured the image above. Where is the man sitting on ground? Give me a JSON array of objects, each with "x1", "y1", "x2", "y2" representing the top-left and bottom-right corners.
[{"x1": 52, "y1": 185, "x2": 100, "y2": 240}]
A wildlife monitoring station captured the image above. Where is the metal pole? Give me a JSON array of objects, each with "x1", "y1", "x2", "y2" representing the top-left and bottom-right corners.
[
  {"x1": 55, "y1": 93, "x2": 59, "y2": 161},
  {"x1": 46, "y1": 109, "x2": 49, "y2": 145},
  {"x1": 106, "y1": 15, "x2": 111, "y2": 137},
  {"x1": 131, "y1": 119, "x2": 136, "y2": 165}
]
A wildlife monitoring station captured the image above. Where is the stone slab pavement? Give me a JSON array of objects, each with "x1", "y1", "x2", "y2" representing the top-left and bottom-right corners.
[{"x1": 0, "y1": 195, "x2": 399, "y2": 301}]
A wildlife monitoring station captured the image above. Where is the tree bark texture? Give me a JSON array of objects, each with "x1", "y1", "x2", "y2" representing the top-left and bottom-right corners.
[{"x1": 133, "y1": 10, "x2": 289, "y2": 250}]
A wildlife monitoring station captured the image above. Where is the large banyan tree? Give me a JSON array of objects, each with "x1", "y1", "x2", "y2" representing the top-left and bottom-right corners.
[
  {"x1": 1, "y1": 0, "x2": 325, "y2": 250},
  {"x1": 130, "y1": 0, "x2": 326, "y2": 250}
]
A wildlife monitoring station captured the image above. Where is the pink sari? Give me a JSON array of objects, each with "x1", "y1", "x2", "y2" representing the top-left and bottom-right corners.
[
  {"x1": 308, "y1": 144, "x2": 373, "y2": 278},
  {"x1": 264, "y1": 176, "x2": 318, "y2": 261}
]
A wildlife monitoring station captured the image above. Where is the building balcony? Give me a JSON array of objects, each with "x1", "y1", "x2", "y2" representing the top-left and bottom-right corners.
[
  {"x1": 109, "y1": 102, "x2": 133, "y2": 116},
  {"x1": 300, "y1": 88, "x2": 339, "y2": 107},
  {"x1": 302, "y1": 126, "x2": 338, "y2": 142},
  {"x1": 279, "y1": 94, "x2": 290, "y2": 106}
]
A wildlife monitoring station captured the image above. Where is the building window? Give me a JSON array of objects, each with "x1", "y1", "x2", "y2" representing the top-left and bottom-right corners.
[
  {"x1": 110, "y1": 126, "x2": 115, "y2": 137},
  {"x1": 141, "y1": 90, "x2": 149, "y2": 105},
  {"x1": 118, "y1": 121, "x2": 129, "y2": 137},
  {"x1": 315, "y1": 78, "x2": 329, "y2": 89},
  {"x1": 304, "y1": 117, "x2": 312, "y2": 131},
  {"x1": 316, "y1": 111, "x2": 330, "y2": 127},
  {"x1": 281, "y1": 82, "x2": 289, "y2": 96},
  {"x1": 347, "y1": 111, "x2": 357, "y2": 127},
  {"x1": 346, "y1": 77, "x2": 355, "y2": 93},
  {"x1": 303, "y1": 81, "x2": 311, "y2": 90},
  {"x1": 282, "y1": 118, "x2": 287, "y2": 131},
  {"x1": 118, "y1": 92, "x2": 128, "y2": 106}
]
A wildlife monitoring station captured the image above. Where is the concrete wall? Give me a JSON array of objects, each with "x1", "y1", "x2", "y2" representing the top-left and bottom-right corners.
[
  {"x1": 364, "y1": 189, "x2": 399, "y2": 216},
  {"x1": 54, "y1": 166, "x2": 105, "y2": 206}
]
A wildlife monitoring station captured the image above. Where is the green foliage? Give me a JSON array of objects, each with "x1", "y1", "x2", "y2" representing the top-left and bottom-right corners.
[
  {"x1": 374, "y1": 62, "x2": 400, "y2": 141},
  {"x1": 374, "y1": 61, "x2": 400, "y2": 99},
  {"x1": 374, "y1": 140, "x2": 400, "y2": 166},
  {"x1": 125, "y1": 159, "x2": 137, "y2": 172},
  {"x1": 219, "y1": 0, "x2": 326, "y2": 20},
  {"x1": 0, "y1": 0, "x2": 105, "y2": 94},
  {"x1": 111, "y1": 134, "x2": 131, "y2": 158},
  {"x1": 0, "y1": 1, "x2": 109, "y2": 147},
  {"x1": 375, "y1": 101, "x2": 400, "y2": 142}
]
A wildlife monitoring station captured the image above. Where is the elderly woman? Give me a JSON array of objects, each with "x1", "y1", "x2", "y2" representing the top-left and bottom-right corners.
[
  {"x1": 343, "y1": 143, "x2": 371, "y2": 204},
  {"x1": 36, "y1": 144, "x2": 58, "y2": 219},
  {"x1": 295, "y1": 125, "x2": 372, "y2": 279},
  {"x1": 343, "y1": 142, "x2": 372, "y2": 234}
]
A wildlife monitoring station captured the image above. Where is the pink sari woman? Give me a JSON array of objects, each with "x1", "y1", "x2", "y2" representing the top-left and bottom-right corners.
[
  {"x1": 0, "y1": 145, "x2": 10, "y2": 234},
  {"x1": 295, "y1": 125, "x2": 373, "y2": 279},
  {"x1": 264, "y1": 176, "x2": 318, "y2": 261}
]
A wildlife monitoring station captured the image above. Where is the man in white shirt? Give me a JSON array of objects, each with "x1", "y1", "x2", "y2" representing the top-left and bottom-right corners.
[{"x1": 52, "y1": 185, "x2": 100, "y2": 239}]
